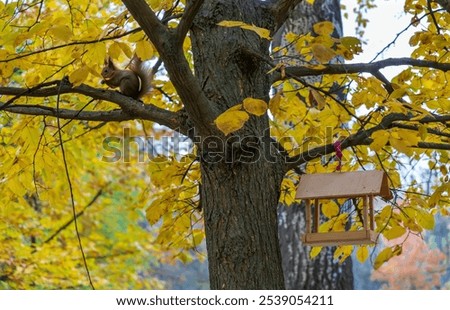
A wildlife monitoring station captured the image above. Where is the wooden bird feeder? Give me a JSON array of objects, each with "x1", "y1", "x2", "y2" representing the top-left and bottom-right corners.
[{"x1": 296, "y1": 170, "x2": 392, "y2": 246}]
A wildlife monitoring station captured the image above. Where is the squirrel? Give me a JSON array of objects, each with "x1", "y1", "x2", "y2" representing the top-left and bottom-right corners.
[{"x1": 101, "y1": 56, "x2": 153, "y2": 100}]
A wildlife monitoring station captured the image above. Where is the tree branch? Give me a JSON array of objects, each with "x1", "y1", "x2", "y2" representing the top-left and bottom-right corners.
[
  {"x1": 121, "y1": 0, "x2": 169, "y2": 51},
  {"x1": 122, "y1": 0, "x2": 218, "y2": 135},
  {"x1": 3, "y1": 105, "x2": 132, "y2": 122},
  {"x1": 0, "y1": 81, "x2": 186, "y2": 132},
  {"x1": 415, "y1": 142, "x2": 450, "y2": 150},
  {"x1": 272, "y1": 57, "x2": 450, "y2": 82},
  {"x1": 392, "y1": 122, "x2": 450, "y2": 138},
  {"x1": 269, "y1": 0, "x2": 303, "y2": 32},
  {"x1": 177, "y1": 0, "x2": 205, "y2": 44},
  {"x1": 285, "y1": 113, "x2": 450, "y2": 171}
]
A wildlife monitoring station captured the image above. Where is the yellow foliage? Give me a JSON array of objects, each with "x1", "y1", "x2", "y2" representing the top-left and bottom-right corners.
[
  {"x1": 214, "y1": 108, "x2": 249, "y2": 135},
  {"x1": 374, "y1": 247, "x2": 394, "y2": 270},
  {"x1": 243, "y1": 98, "x2": 268, "y2": 116},
  {"x1": 217, "y1": 20, "x2": 271, "y2": 40},
  {"x1": 313, "y1": 21, "x2": 335, "y2": 36},
  {"x1": 356, "y1": 246, "x2": 369, "y2": 263}
]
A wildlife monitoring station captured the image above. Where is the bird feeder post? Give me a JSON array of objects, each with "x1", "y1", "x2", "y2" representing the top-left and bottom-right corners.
[
  {"x1": 314, "y1": 198, "x2": 320, "y2": 233},
  {"x1": 305, "y1": 199, "x2": 311, "y2": 234},
  {"x1": 369, "y1": 195, "x2": 375, "y2": 230},
  {"x1": 363, "y1": 195, "x2": 369, "y2": 231}
]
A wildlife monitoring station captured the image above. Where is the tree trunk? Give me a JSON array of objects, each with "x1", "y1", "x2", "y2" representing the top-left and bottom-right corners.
[
  {"x1": 191, "y1": 0, "x2": 285, "y2": 289},
  {"x1": 275, "y1": 0, "x2": 354, "y2": 289},
  {"x1": 201, "y1": 161, "x2": 285, "y2": 289}
]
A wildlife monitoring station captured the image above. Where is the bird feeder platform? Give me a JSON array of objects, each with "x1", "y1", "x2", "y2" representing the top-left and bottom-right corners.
[{"x1": 296, "y1": 170, "x2": 392, "y2": 246}]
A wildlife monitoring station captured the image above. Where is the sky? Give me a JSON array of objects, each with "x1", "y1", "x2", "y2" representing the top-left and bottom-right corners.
[{"x1": 341, "y1": 0, "x2": 415, "y2": 76}]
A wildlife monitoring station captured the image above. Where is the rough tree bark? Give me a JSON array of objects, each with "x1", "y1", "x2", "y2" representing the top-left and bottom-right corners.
[
  {"x1": 275, "y1": 0, "x2": 354, "y2": 289},
  {"x1": 190, "y1": 0, "x2": 287, "y2": 289}
]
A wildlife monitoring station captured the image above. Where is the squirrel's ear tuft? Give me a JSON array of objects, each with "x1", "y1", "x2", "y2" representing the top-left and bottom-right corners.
[{"x1": 105, "y1": 57, "x2": 117, "y2": 69}]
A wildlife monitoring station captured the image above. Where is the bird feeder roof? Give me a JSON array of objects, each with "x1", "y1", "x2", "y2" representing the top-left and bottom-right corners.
[{"x1": 296, "y1": 170, "x2": 392, "y2": 200}]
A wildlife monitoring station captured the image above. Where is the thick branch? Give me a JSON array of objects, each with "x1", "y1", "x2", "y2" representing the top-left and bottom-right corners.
[
  {"x1": 121, "y1": 0, "x2": 169, "y2": 50},
  {"x1": 392, "y1": 122, "x2": 450, "y2": 138},
  {"x1": 272, "y1": 57, "x2": 450, "y2": 82},
  {"x1": 0, "y1": 82, "x2": 186, "y2": 132},
  {"x1": 177, "y1": 0, "x2": 205, "y2": 44},
  {"x1": 269, "y1": 0, "x2": 303, "y2": 31},
  {"x1": 285, "y1": 113, "x2": 450, "y2": 171},
  {"x1": 415, "y1": 142, "x2": 450, "y2": 150},
  {"x1": 3, "y1": 105, "x2": 132, "y2": 122},
  {"x1": 122, "y1": 0, "x2": 218, "y2": 135}
]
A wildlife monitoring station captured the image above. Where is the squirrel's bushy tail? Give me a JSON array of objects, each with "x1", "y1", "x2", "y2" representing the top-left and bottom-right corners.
[{"x1": 129, "y1": 55, "x2": 153, "y2": 99}]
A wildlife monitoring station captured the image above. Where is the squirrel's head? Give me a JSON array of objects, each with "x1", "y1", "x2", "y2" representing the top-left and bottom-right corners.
[{"x1": 101, "y1": 57, "x2": 116, "y2": 79}]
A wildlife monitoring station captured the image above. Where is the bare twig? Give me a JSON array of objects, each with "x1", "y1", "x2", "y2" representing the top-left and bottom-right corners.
[{"x1": 55, "y1": 82, "x2": 94, "y2": 289}]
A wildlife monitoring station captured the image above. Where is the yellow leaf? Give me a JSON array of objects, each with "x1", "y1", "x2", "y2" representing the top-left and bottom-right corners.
[
  {"x1": 333, "y1": 245, "x2": 353, "y2": 264},
  {"x1": 243, "y1": 98, "x2": 267, "y2": 116},
  {"x1": 311, "y1": 43, "x2": 336, "y2": 63},
  {"x1": 383, "y1": 225, "x2": 406, "y2": 240},
  {"x1": 310, "y1": 246, "x2": 322, "y2": 259},
  {"x1": 416, "y1": 210, "x2": 435, "y2": 230},
  {"x1": 146, "y1": 199, "x2": 167, "y2": 225},
  {"x1": 108, "y1": 42, "x2": 123, "y2": 60},
  {"x1": 322, "y1": 200, "x2": 339, "y2": 218},
  {"x1": 313, "y1": 21, "x2": 334, "y2": 36},
  {"x1": 279, "y1": 178, "x2": 296, "y2": 205},
  {"x1": 136, "y1": 40, "x2": 154, "y2": 60},
  {"x1": 85, "y1": 42, "x2": 106, "y2": 64},
  {"x1": 117, "y1": 42, "x2": 133, "y2": 58},
  {"x1": 241, "y1": 24, "x2": 271, "y2": 40},
  {"x1": 374, "y1": 247, "x2": 393, "y2": 269},
  {"x1": 356, "y1": 246, "x2": 369, "y2": 263},
  {"x1": 309, "y1": 88, "x2": 326, "y2": 109},
  {"x1": 49, "y1": 25, "x2": 72, "y2": 42},
  {"x1": 192, "y1": 229, "x2": 204, "y2": 246},
  {"x1": 214, "y1": 109, "x2": 249, "y2": 135},
  {"x1": 418, "y1": 124, "x2": 428, "y2": 140},
  {"x1": 269, "y1": 92, "x2": 282, "y2": 114},
  {"x1": 69, "y1": 66, "x2": 89, "y2": 86},
  {"x1": 128, "y1": 32, "x2": 144, "y2": 43},
  {"x1": 217, "y1": 20, "x2": 271, "y2": 40},
  {"x1": 340, "y1": 36, "x2": 362, "y2": 54},
  {"x1": 389, "y1": 87, "x2": 407, "y2": 99},
  {"x1": 370, "y1": 130, "x2": 390, "y2": 151}
]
